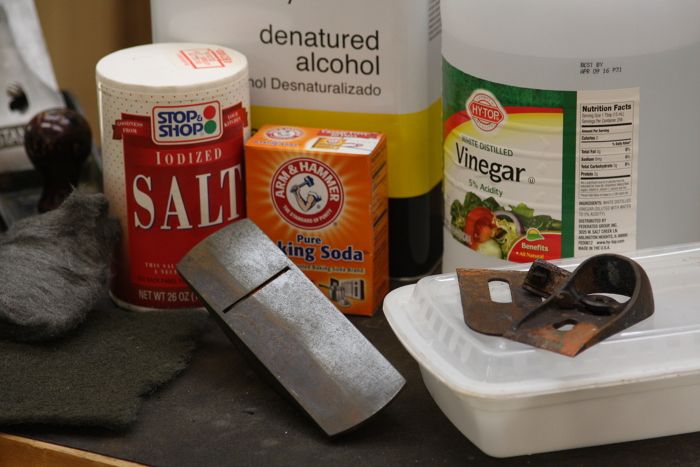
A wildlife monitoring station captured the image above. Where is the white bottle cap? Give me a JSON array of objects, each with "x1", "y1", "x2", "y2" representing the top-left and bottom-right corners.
[{"x1": 96, "y1": 42, "x2": 248, "y2": 93}]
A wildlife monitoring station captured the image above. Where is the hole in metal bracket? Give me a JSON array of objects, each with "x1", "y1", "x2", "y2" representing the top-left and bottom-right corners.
[
  {"x1": 587, "y1": 293, "x2": 630, "y2": 304},
  {"x1": 488, "y1": 280, "x2": 513, "y2": 304},
  {"x1": 579, "y1": 293, "x2": 630, "y2": 316},
  {"x1": 554, "y1": 319, "x2": 577, "y2": 332}
]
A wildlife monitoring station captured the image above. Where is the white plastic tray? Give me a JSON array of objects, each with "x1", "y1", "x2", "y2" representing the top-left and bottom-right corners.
[{"x1": 384, "y1": 244, "x2": 700, "y2": 457}]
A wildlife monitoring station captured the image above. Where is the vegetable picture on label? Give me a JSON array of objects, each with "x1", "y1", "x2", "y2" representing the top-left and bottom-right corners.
[{"x1": 450, "y1": 192, "x2": 562, "y2": 261}]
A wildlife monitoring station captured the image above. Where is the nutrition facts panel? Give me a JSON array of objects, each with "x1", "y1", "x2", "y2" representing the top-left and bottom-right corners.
[
  {"x1": 579, "y1": 102, "x2": 634, "y2": 185},
  {"x1": 574, "y1": 88, "x2": 639, "y2": 256}
]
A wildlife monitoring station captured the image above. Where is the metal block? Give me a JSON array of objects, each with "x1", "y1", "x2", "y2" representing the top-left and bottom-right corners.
[{"x1": 178, "y1": 219, "x2": 405, "y2": 436}]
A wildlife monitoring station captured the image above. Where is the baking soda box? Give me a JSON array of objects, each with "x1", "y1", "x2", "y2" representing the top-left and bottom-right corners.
[{"x1": 245, "y1": 125, "x2": 388, "y2": 316}]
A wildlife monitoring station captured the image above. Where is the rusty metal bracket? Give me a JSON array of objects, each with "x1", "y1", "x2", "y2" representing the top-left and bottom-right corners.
[
  {"x1": 458, "y1": 254, "x2": 654, "y2": 357},
  {"x1": 177, "y1": 220, "x2": 405, "y2": 436}
]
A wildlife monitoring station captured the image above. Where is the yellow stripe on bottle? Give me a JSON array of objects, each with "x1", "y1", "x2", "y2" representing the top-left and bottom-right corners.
[{"x1": 251, "y1": 99, "x2": 442, "y2": 199}]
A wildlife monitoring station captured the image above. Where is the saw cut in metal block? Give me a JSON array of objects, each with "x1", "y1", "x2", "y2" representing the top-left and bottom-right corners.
[{"x1": 177, "y1": 219, "x2": 405, "y2": 436}]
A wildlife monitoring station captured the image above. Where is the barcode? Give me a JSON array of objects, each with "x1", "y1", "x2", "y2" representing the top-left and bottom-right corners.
[{"x1": 428, "y1": 0, "x2": 441, "y2": 41}]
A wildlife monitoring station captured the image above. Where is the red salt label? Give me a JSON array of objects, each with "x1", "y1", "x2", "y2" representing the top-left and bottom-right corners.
[{"x1": 111, "y1": 104, "x2": 247, "y2": 309}]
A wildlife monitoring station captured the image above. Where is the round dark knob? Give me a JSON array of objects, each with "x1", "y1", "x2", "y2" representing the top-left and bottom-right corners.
[{"x1": 24, "y1": 108, "x2": 92, "y2": 212}]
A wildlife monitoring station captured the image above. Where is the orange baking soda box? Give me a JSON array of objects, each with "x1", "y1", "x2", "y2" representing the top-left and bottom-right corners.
[{"x1": 245, "y1": 125, "x2": 388, "y2": 316}]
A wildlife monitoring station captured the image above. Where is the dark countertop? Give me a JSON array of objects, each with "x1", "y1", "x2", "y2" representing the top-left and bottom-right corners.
[{"x1": 10, "y1": 301, "x2": 700, "y2": 466}]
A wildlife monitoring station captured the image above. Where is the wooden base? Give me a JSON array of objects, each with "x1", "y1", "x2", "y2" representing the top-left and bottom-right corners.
[{"x1": 0, "y1": 434, "x2": 142, "y2": 467}]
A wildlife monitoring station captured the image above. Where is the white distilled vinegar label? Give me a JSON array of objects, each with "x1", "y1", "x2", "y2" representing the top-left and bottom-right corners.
[{"x1": 444, "y1": 61, "x2": 638, "y2": 262}]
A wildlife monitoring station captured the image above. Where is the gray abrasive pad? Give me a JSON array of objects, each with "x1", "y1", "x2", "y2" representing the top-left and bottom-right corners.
[
  {"x1": 0, "y1": 299, "x2": 207, "y2": 430},
  {"x1": 0, "y1": 191, "x2": 120, "y2": 342}
]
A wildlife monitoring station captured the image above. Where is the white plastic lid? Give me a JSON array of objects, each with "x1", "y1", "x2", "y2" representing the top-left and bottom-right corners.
[
  {"x1": 96, "y1": 42, "x2": 248, "y2": 93},
  {"x1": 385, "y1": 243, "x2": 700, "y2": 398}
]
